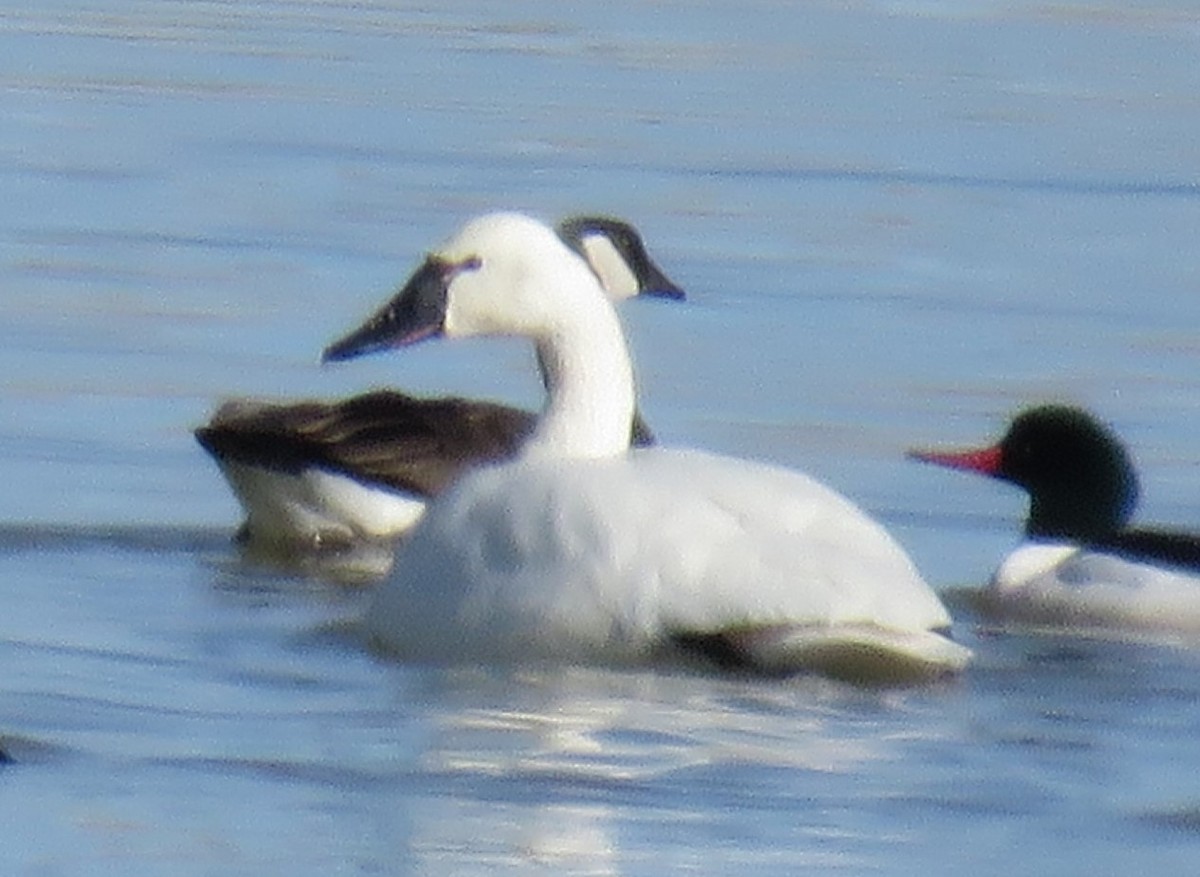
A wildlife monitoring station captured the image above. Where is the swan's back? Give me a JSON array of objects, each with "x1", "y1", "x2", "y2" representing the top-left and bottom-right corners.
[{"x1": 367, "y1": 448, "x2": 953, "y2": 667}]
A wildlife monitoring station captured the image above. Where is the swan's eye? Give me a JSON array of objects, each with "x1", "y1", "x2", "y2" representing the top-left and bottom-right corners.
[{"x1": 458, "y1": 256, "x2": 482, "y2": 272}]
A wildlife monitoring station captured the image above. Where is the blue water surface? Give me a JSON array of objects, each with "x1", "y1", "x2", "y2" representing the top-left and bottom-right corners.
[{"x1": 3, "y1": 1, "x2": 1200, "y2": 874}]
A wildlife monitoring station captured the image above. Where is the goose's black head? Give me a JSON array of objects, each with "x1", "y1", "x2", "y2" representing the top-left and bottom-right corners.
[{"x1": 556, "y1": 215, "x2": 685, "y2": 301}]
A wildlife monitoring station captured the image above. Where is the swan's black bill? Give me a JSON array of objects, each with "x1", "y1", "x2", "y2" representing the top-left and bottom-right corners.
[{"x1": 322, "y1": 257, "x2": 452, "y2": 363}]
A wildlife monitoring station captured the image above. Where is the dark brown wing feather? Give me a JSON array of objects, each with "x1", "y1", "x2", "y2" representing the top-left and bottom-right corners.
[
  {"x1": 195, "y1": 390, "x2": 537, "y2": 497},
  {"x1": 197, "y1": 389, "x2": 659, "y2": 497}
]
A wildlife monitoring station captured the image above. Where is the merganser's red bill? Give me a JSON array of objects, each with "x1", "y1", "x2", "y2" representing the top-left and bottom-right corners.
[{"x1": 907, "y1": 444, "x2": 1003, "y2": 476}]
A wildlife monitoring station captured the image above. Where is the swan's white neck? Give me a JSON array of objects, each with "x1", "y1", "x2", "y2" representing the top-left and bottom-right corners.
[
  {"x1": 524, "y1": 295, "x2": 636, "y2": 461},
  {"x1": 435, "y1": 212, "x2": 638, "y2": 461}
]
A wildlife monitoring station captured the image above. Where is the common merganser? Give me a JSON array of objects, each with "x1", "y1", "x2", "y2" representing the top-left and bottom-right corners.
[{"x1": 911, "y1": 404, "x2": 1200, "y2": 632}]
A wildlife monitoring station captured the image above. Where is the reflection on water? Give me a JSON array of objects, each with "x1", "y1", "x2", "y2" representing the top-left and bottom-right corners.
[
  {"x1": 5, "y1": 526, "x2": 1200, "y2": 873},
  {"x1": 6, "y1": 0, "x2": 1200, "y2": 873}
]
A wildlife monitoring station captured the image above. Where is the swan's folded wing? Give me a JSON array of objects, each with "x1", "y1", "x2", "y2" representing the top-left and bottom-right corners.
[{"x1": 697, "y1": 624, "x2": 972, "y2": 684}]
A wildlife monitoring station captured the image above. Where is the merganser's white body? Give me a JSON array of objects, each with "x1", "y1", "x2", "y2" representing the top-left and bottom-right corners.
[{"x1": 987, "y1": 543, "x2": 1200, "y2": 631}]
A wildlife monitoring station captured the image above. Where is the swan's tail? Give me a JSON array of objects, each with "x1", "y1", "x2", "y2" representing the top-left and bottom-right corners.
[{"x1": 672, "y1": 624, "x2": 972, "y2": 685}]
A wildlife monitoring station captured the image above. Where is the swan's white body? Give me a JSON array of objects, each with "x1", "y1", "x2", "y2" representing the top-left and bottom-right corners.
[
  {"x1": 987, "y1": 543, "x2": 1200, "y2": 633},
  {"x1": 369, "y1": 448, "x2": 963, "y2": 672},
  {"x1": 328, "y1": 212, "x2": 968, "y2": 678}
]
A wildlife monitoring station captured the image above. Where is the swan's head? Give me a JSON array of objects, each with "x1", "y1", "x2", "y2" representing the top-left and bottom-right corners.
[
  {"x1": 556, "y1": 216, "x2": 686, "y2": 301},
  {"x1": 323, "y1": 213, "x2": 607, "y2": 362}
]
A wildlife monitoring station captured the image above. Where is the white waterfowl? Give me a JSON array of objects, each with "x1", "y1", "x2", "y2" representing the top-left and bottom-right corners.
[
  {"x1": 324, "y1": 212, "x2": 969, "y2": 681},
  {"x1": 196, "y1": 216, "x2": 683, "y2": 550}
]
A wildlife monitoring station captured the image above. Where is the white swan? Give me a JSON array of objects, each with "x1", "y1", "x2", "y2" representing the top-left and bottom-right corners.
[
  {"x1": 324, "y1": 212, "x2": 970, "y2": 681},
  {"x1": 196, "y1": 216, "x2": 683, "y2": 551}
]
